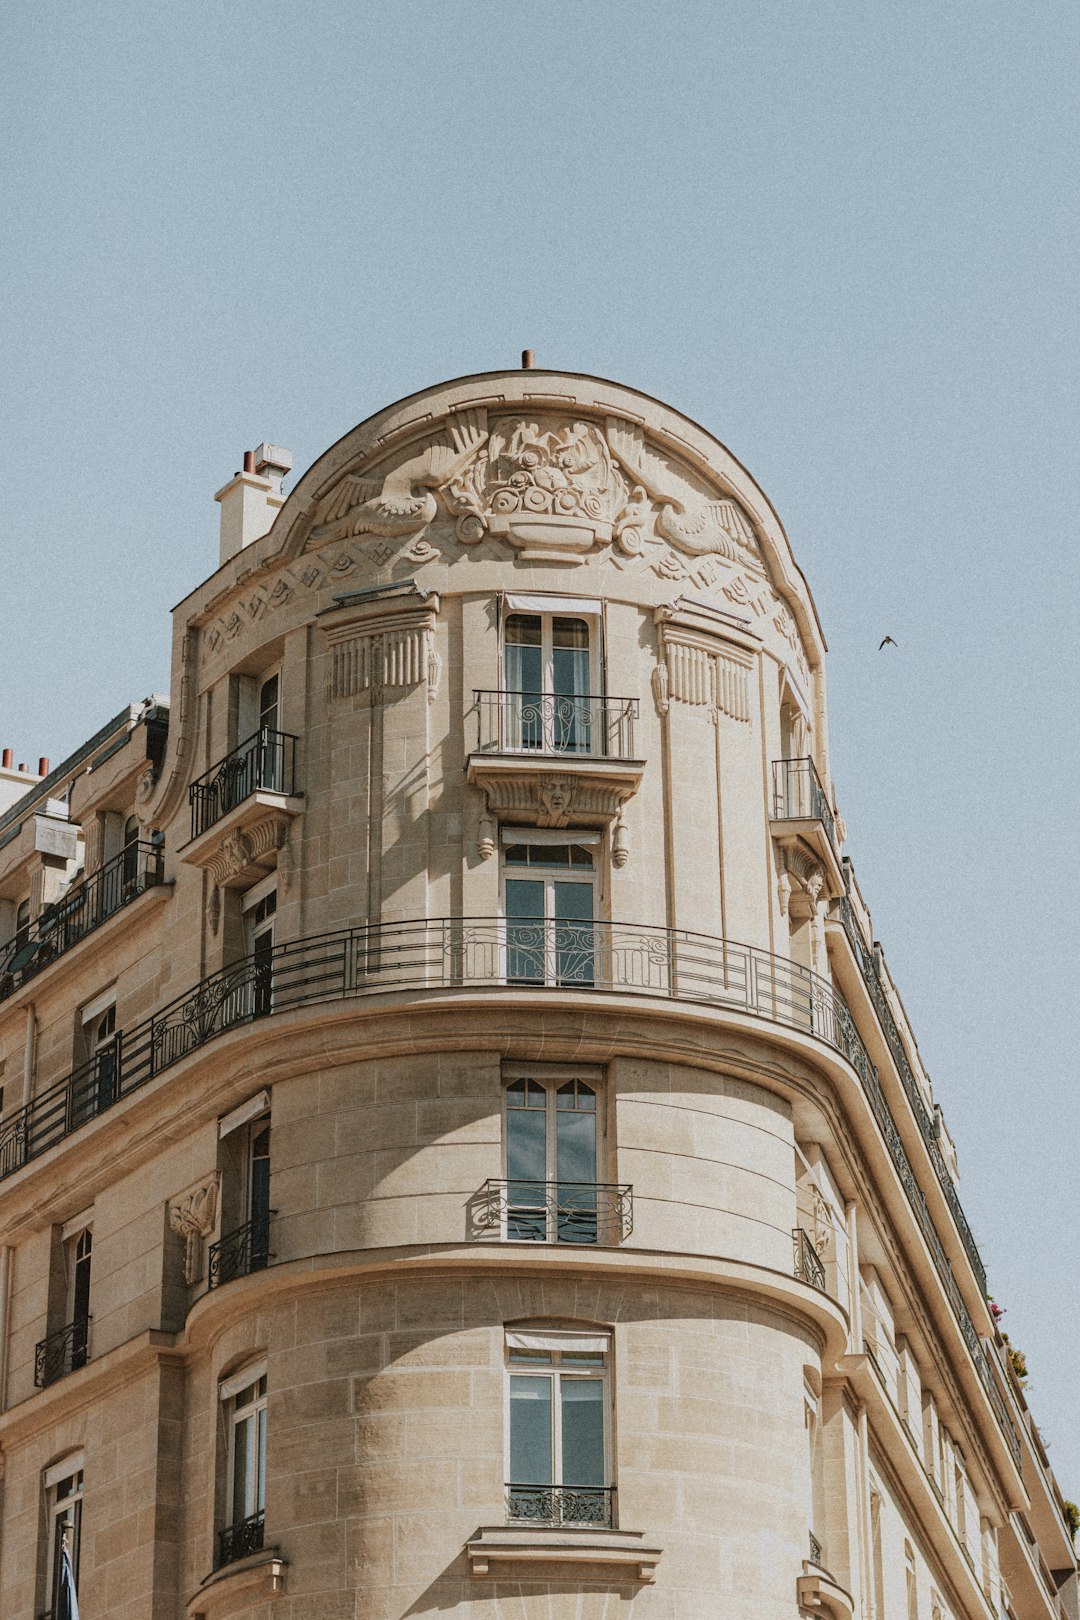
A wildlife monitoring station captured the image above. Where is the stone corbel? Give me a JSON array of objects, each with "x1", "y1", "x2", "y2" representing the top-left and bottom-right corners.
[
  {"x1": 205, "y1": 812, "x2": 290, "y2": 890},
  {"x1": 321, "y1": 586, "x2": 441, "y2": 706},
  {"x1": 169, "y1": 1177, "x2": 220, "y2": 1285},
  {"x1": 797, "y1": 1567, "x2": 855, "y2": 1619}
]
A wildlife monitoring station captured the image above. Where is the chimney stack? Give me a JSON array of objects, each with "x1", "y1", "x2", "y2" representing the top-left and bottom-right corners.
[
  {"x1": 38, "y1": 757, "x2": 50, "y2": 776},
  {"x1": 1, "y1": 749, "x2": 10, "y2": 769},
  {"x1": 215, "y1": 442, "x2": 293, "y2": 566},
  {"x1": 521, "y1": 349, "x2": 535, "y2": 369}
]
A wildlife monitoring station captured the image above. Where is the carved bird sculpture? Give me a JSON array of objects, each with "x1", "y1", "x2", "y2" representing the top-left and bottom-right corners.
[
  {"x1": 311, "y1": 410, "x2": 489, "y2": 541},
  {"x1": 605, "y1": 419, "x2": 756, "y2": 559}
]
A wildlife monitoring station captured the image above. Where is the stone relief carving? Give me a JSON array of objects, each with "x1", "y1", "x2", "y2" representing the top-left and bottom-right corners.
[
  {"x1": 309, "y1": 410, "x2": 489, "y2": 543},
  {"x1": 606, "y1": 420, "x2": 758, "y2": 560},
  {"x1": 653, "y1": 606, "x2": 754, "y2": 724},
  {"x1": 169, "y1": 1178, "x2": 219, "y2": 1285},
  {"x1": 205, "y1": 813, "x2": 291, "y2": 890},
  {"x1": 447, "y1": 418, "x2": 630, "y2": 557}
]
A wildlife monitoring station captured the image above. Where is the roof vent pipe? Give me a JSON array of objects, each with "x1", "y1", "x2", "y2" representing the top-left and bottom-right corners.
[
  {"x1": 242, "y1": 450, "x2": 255, "y2": 474},
  {"x1": 1, "y1": 749, "x2": 10, "y2": 769},
  {"x1": 38, "y1": 757, "x2": 49, "y2": 776},
  {"x1": 521, "y1": 349, "x2": 535, "y2": 369},
  {"x1": 16, "y1": 764, "x2": 26, "y2": 774}
]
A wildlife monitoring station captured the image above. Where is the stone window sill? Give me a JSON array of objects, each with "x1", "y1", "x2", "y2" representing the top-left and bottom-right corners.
[
  {"x1": 467, "y1": 1525, "x2": 661, "y2": 1582},
  {"x1": 186, "y1": 1549, "x2": 287, "y2": 1616}
]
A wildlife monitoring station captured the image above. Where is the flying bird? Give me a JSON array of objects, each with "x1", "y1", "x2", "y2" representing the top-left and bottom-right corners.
[{"x1": 879, "y1": 636, "x2": 898, "y2": 650}]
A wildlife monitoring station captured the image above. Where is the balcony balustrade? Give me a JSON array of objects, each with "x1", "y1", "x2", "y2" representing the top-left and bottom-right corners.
[
  {"x1": 217, "y1": 1510, "x2": 265, "y2": 1567},
  {"x1": 834, "y1": 891, "x2": 986, "y2": 1297},
  {"x1": 0, "y1": 842, "x2": 164, "y2": 1005},
  {"x1": 473, "y1": 690, "x2": 638, "y2": 760},
  {"x1": 188, "y1": 728, "x2": 297, "y2": 840},
  {"x1": 34, "y1": 1316, "x2": 91, "y2": 1388},
  {"x1": 793, "y1": 1226, "x2": 827, "y2": 1291},
  {"x1": 208, "y1": 1211, "x2": 272, "y2": 1289},
  {"x1": 506, "y1": 1484, "x2": 615, "y2": 1528},
  {"x1": 771, "y1": 755, "x2": 838, "y2": 853},
  {"x1": 0, "y1": 913, "x2": 1017, "y2": 1465},
  {"x1": 475, "y1": 1179, "x2": 633, "y2": 1244}
]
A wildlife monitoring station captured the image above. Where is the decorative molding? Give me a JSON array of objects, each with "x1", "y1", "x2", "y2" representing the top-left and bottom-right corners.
[
  {"x1": 653, "y1": 598, "x2": 757, "y2": 721},
  {"x1": 205, "y1": 814, "x2": 290, "y2": 889},
  {"x1": 169, "y1": 1177, "x2": 219, "y2": 1285},
  {"x1": 467, "y1": 1527, "x2": 660, "y2": 1584},
  {"x1": 467, "y1": 755, "x2": 644, "y2": 857},
  {"x1": 323, "y1": 590, "x2": 441, "y2": 707},
  {"x1": 606, "y1": 418, "x2": 758, "y2": 560}
]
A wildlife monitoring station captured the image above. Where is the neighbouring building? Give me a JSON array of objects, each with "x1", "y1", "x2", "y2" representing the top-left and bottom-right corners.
[{"x1": 0, "y1": 366, "x2": 1073, "y2": 1620}]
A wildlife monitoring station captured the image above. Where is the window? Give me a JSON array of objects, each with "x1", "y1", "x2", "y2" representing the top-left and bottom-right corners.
[
  {"x1": 121, "y1": 813, "x2": 141, "y2": 891},
  {"x1": 257, "y1": 673, "x2": 283, "y2": 790},
  {"x1": 504, "y1": 1075, "x2": 602, "y2": 1242},
  {"x1": 212, "y1": 1097, "x2": 272, "y2": 1288},
  {"x1": 66, "y1": 1227, "x2": 92, "y2": 1372},
  {"x1": 505, "y1": 1328, "x2": 612, "y2": 1527},
  {"x1": 242, "y1": 880, "x2": 276, "y2": 1018},
  {"x1": 14, "y1": 897, "x2": 30, "y2": 954},
  {"x1": 44, "y1": 1454, "x2": 83, "y2": 1615},
  {"x1": 500, "y1": 602, "x2": 606, "y2": 756},
  {"x1": 503, "y1": 840, "x2": 597, "y2": 986},
  {"x1": 905, "y1": 1540, "x2": 919, "y2": 1620},
  {"x1": 74, "y1": 989, "x2": 118, "y2": 1122},
  {"x1": 219, "y1": 1362, "x2": 267, "y2": 1565}
]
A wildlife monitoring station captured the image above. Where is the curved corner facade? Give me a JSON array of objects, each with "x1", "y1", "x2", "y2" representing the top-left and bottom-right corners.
[{"x1": 0, "y1": 373, "x2": 1071, "y2": 1620}]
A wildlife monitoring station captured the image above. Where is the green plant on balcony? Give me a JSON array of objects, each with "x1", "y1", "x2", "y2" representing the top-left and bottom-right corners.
[{"x1": 1063, "y1": 1501, "x2": 1079, "y2": 1544}]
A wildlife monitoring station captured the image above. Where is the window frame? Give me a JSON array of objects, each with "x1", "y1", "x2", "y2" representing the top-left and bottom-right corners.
[
  {"x1": 43, "y1": 1452, "x2": 84, "y2": 1615},
  {"x1": 500, "y1": 1068, "x2": 606, "y2": 1243},
  {"x1": 219, "y1": 1359, "x2": 268, "y2": 1561},
  {"x1": 499, "y1": 835, "x2": 602, "y2": 987},
  {"x1": 503, "y1": 1327, "x2": 614, "y2": 1526}
]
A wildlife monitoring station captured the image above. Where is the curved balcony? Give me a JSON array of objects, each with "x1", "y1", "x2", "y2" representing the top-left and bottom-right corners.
[{"x1": 0, "y1": 914, "x2": 1015, "y2": 1465}]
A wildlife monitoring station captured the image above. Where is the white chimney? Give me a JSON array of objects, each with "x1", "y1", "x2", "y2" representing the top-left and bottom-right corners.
[{"x1": 215, "y1": 444, "x2": 293, "y2": 566}]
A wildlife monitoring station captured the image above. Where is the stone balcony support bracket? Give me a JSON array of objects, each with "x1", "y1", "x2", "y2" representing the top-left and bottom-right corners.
[
  {"x1": 797, "y1": 1565, "x2": 856, "y2": 1619},
  {"x1": 466, "y1": 1526, "x2": 661, "y2": 1583},
  {"x1": 186, "y1": 1550, "x2": 288, "y2": 1616},
  {"x1": 466, "y1": 753, "x2": 645, "y2": 861}
]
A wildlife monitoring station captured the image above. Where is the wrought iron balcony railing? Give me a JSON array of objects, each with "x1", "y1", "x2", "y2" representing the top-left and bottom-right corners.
[
  {"x1": 0, "y1": 914, "x2": 1015, "y2": 1466},
  {"x1": 208, "y1": 1211, "x2": 273, "y2": 1289},
  {"x1": 0, "y1": 842, "x2": 164, "y2": 1004},
  {"x1": 217, "y1": 1509, "x2": 265, "y2": 1567},
  {"x1": 772, "y1": 756, "x2": 838, "y2": 854},
  {"x1": 506, "y1": 1484, "x2": 614, "y2": 1528},
  {"x1": 189, "y1": 728, "x2": 298, "y2": 839},
  {"x1": 475, "y1": 1179, "x2": 633, "y2": 1245},
  {"x1": 834, "y1": 891, "x2": 987, "y2": 1298},
  {"x1": 473, "y1": 690, "x2": 639, "y2": 759},
  {"x1": 793, "y1": 1226, "x2": 826, "y2": 1291},
  {"x1": 34, "y1": 1316, "x2": 91, "y2": 1388}
]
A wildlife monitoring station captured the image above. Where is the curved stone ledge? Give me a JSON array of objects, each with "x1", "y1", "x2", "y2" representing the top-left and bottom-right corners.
[
  {"x1": 467, "y1": 1525, "x2": 661, "y2": 1583},
  {"x1": 186, "y1": 1549, "x2": 287, "y2": 1617}
]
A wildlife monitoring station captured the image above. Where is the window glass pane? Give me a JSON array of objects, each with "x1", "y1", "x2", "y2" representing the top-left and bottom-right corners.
[
  {"x1": 505, "y1": 618, "x2": 543, "y2": 704},
  {"x1": 506, "y1": 878, "x2": 545, "y2": 984},
  {"x1": 507, "y1": 1100, "x2": 547, "y2": 1184},
  {"x1": 560, "y1": 1377, "x2": 605, "y2": 1486},
  {"x1": 259, "y1": 674, "x2": 279, "y2": 731},
  {"x1": 505, "y1": 614, "x2": 542, "y2": 646},
  {"x1": 233, "y1": 1411, "x2": 254, "y2": 1521},
  {"x1": 503, "y1": 844, "x2": 528, "y2": 865},
  {"x1": 552, "y1": 617, "x2": 589, "y2": 649},
  {"x1": 256, "y1": 1406, "x2": 267, "y2": 1512},
  {"x1": 554, "y1": 881, "x2": 594, "y2": 987},
  {"x1": 510, "y1": 1374, "x2": 553, "y2": 1484},
  {"x1": 556, "y1": 1106, "x2": 596, "y2": 1184},
  {"x1": 569, "y1": 845, "x2": 594, "y2": 867}
]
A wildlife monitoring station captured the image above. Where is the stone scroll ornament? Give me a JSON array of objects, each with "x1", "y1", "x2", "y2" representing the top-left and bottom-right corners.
[{"x1": 169, "y1": 1180, "x2": 219, "y2": 1285}]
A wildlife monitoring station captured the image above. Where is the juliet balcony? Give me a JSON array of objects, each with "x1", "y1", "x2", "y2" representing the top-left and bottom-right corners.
[
  {"x1": 0, "y1": 841, "x2": 164, "y2": 1005},
  {"x1": 770, "y1": 755, "x2": 844, "y2": 894},
  {"x1": 208, "y1": 1210, "x2": 273, "y2": 1289},
  {"x1": 473, "y1": 1179, "x2": 634, "y2": 1245},
  {"x1": 467, "y1": 692, "x2": 643, "y2": 848},
  {"x1": 182, "y1": 728, "x2": 303, "y2": 890},
  {"x1": 34, "y1": 1316, "x2": 91, "y2": 1388}
]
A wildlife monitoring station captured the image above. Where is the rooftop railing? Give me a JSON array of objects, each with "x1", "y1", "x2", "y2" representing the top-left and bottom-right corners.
[
  {"x1": 473, "y1": 690, "x2": 639, "y2": 759},
  {"x1": 834, "y1": 891, "x2": 987, "y2": 1297},
  {"x1": 188, "y1": 728, "x2": 297, "y2": 840},
  {"x1": 0, "y1": 913, "x2": 1015, "y2": 1464},
  {"x1": 0, "y1": 842, "x2": 164, "y2": 1004},
  {"x1": 771, "y1": 756, "x2": 838, "y2": 854}
]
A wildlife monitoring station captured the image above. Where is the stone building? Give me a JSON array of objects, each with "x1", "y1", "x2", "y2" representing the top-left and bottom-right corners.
[{"x1": 0, "y1": 367, "x2": 1073, "y2": 1620}]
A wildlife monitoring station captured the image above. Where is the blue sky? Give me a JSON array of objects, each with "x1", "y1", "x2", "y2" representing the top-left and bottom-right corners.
[{"x1": 3, "y1": 2, "x2": 1079, "y2": 1492}]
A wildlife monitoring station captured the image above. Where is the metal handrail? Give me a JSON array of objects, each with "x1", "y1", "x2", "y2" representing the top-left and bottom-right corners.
[
  {"x1": 771, "y1": 756, "x2": 838, "y2": 854},
  {"x1": 34, "y1": 1315, "x2": 91, "y2": 1388},
  {"x1": 0, "y1": 842, "x2": 164, "y2": 1004},
  {"x1": 506, "y1": 1483, "x2": 615, "y2": 1527},
  {"x1": 473, "y1": 690, "x2": 639, "y2": 759},
  {"x1": 475, "y1": 1179, "x2": 633, "y2": 1244},
  {"x1": 0, "y1": 913, "x2": 1015, "y2": 1464},
  {"x1": 217, "y1": 1509, "x2": 265, "y2": 1567},
  {"x1": 208, "y1": 1211, "x2": 273, "y2": 1289},
  {"x1": 188, "y1": 728, "x2": 298, "y2": 839},
  {"x1": 834, "y1": 892, "x2": 987, "y2": 1297},
  {"x1": 793, "y1": 1227, "x2": 826, "y2": 1291}
]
